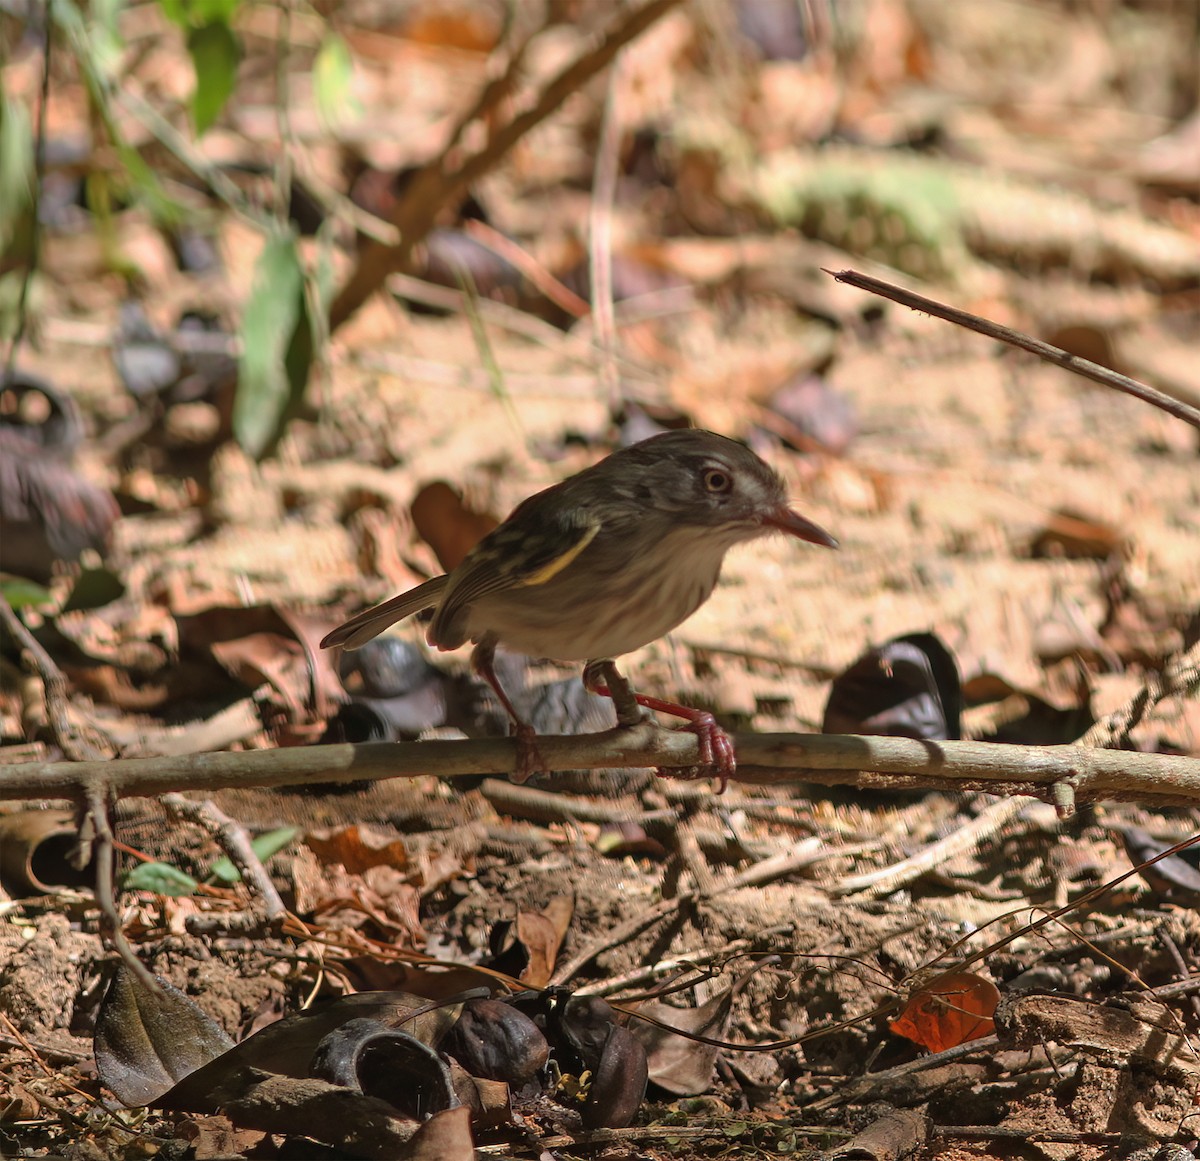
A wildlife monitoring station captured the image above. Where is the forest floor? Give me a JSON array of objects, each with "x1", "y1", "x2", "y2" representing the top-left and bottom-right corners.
[{"x1": 1, "y1": 1, "x2": 1199, "y2": 1157}]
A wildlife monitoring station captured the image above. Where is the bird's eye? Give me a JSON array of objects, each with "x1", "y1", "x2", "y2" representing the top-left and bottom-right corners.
[{"x1": 702, "y1": 468, "x2": 732, "y2": 493}]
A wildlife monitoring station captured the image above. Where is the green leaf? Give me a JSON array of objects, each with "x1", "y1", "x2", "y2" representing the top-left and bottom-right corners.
[
  {"x1": 208, "y1": 826, "x2": 299, "y2": 884},
  {"x1": 159, "y1": 0, "x2": 240, "y2": 28},
  {"x1": 0, "y1": 577, "x2": 52, "y2": 610},
  {"x1": 234, "y1": 232, "x2": 312, "y2": 458},
  {"x1": 313, "y1": 34, "x2": 358, "y2": 127},
  {"x1": 0, "y1": 94, "x2": 34, "y2": 251},
  {"x1": 158, "y1": 0, "x2": 183, "y2": 24},
  {"x1": 187, "y1": 21, "x2": 241, "y2": 135},
  {"x1": 122, "y1": 862, "x2": 200, "y2": 897}
]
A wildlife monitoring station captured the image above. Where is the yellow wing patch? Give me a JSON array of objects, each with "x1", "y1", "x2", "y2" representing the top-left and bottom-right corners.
[{"x1": 516, "y1": 521, "x2": 600, "y2": 587}]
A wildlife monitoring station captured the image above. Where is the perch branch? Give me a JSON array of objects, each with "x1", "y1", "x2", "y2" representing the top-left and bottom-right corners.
[{"x1": 1, "y1": 726, "x2": 1198, "y2": 807}]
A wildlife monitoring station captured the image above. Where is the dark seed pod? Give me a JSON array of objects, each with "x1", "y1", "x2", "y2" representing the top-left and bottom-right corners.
[
  {"x1": 581, "y1": 1024, "x2": 647, "y2": 1129},
  {"x1": 557, "y1": 996, "x2": 620, "y2": 1071},
  {"x1": 442, "y1": 998, "x2": 549, "y2": 1085},
  {"x1": 310, "y1": 1017, "x2": 457, "y2": 1121}
]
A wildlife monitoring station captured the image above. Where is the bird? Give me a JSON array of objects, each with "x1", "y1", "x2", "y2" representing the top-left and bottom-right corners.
[{"x1": 320, "y1": 429, "x2": 838, "y2": 784}]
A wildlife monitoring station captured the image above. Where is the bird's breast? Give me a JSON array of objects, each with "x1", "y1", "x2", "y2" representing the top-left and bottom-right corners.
[{"x1": 463, "y1": 528, "x2": 730, "y2": 661}]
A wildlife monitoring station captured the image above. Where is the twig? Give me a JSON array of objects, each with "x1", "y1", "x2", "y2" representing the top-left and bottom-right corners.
[
  {"x1": 461, "y1": 220, "x2": 590, "y2": 318},
  {"x1": 1080, "y1": 637, "x2": 1200, "y2": 748},
  {"x1": 160, "y1": 793, "x2": 286, "y2": 919},
  {"x1": 832, "y1": 796, "x2": 1027, "y2": 899},
  {"x1": 479, "y1": 777, "x2": 667, "y2": 825},
  {"x1": 551, "y1": 838, "x2": 826, "y2": 985},
  {"x1": 581, "y1": 930, "x2": 792, "y2": 998},
  {"x1": 589, "y1": 55, "x2": 624, "y2": 410},
  {"x1": 387, "y1": 273, "x2": 570, "y2": 345},
  {"x1": 0, "y1": 598, "x2": 105, "y2": 762},
  {"x1": 84, "y1": 786, "x2": 161, "y2": 995},
  {"x1": 807, "y1": 1035, "x2": 1003, "y2": 1111},
  {"x1": 1155, "y1": 926, "x2": 1200, "y2": 1023},
  {"x1": 474, "y1": 1123, "x2": 849, "y2": 1155},
  {"x1": 827, "y1": 268, "x2": 1200, "y2": 429}
]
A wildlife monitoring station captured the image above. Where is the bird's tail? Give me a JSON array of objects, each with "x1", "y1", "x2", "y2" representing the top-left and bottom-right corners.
[{"x1": 320, "y1": 575, "x2": 450, "y2": 651}]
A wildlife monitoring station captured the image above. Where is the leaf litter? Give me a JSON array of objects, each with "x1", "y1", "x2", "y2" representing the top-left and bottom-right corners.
[{"x1": 2, "y1": 0, "x2": 1200, "y2": 1157}]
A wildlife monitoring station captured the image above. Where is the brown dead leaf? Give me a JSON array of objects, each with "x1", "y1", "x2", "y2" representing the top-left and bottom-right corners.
[
  {"x1": 305, "y1": 825, "x2": 411, "y2": 875},
  {"x1": 177, "y1": 1115, "x2": 266, "y2": 1161},
  {"x1": 1030, "y1": 509, "x2": 1125, "y2": 560},
  {"x1": 515, "y1": 895, "x2": 573, "y2": 988},
  {"x1": 404, "y1": 1106, "x2": 474, "y2": 1161},
  {"x1": 399, "y1": 8, "x2": 500, "y2": 53},
  {"x1": 310, "y1": 866, "x2": 424, "y2": 944},
  {"x1": 410, "y1": 481, "x2": 499, "y2": 573},
  {"x1": 210, "y1": 633, "x2": 305, "y2": 711}
]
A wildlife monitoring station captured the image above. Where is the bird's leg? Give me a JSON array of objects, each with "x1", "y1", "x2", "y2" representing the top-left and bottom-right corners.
[
  {"x1": 582, "y1": 660, "x2": 735, "y2": 792},
  {"x1": 581, "y1": 659, "x2": 643, "y2": 727},
  {"x1": 471, "y1": 639, "x2": 544, "y2": 784}
]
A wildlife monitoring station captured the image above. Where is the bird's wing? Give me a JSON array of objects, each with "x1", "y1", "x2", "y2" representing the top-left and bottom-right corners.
[
  {"x1": 430, "y1": 508, "x2": 602, "y2": 648},
  {"x1": 320, "y1": 575, "x2": 450, "y2": 651}
]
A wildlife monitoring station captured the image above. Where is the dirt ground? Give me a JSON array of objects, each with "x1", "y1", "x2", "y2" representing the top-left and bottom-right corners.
[{"x1": 1, "y1": 1, "x2": 1199, "y2": 1158}]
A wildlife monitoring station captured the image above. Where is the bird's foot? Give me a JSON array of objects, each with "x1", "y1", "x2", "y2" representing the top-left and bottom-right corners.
[
  {"x1": 582, "y1": 660, "x2": 644, "y2": 727},
  {"x1": 509, "y1": 719, "x2": 546, "y2": 785},
  {"x1": 472, "y1": 638, "x2": 548, "y2": 784},
  {"x1": 652, "y1": 706, "x2": 736, "y2": 793},
  {"x1": 582, "y1": 662, "x2": 734, "y2": 792}
]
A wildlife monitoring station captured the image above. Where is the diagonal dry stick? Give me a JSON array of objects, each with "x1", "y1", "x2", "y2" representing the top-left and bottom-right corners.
[
  {"x1": 1080, "y1": 636, "x2": 1200, "y2": 748},
  {"x1": 330, "y1": 0, "x2": 684, "y2": 330},
  {"x1": 827, "y1": 268, "x2": 1200, "y2": 429}
]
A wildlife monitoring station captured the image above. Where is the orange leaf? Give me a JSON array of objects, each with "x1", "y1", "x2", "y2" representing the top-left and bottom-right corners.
[{"x1": 890, "y1": 971, "x2": 999, "y2": 1052}]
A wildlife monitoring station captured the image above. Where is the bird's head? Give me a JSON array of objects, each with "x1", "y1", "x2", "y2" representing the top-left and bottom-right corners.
[{"x1": 607, "y1": 429, "x2": 838, "y2": 551}]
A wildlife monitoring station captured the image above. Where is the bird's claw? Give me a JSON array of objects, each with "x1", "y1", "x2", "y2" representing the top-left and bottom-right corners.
[
  {"x1": 510, "y1": 720, "x2": 547, "y2": 784},
  {"x1": 655, "y1": 711, "x2": 736, "y2": 794},
  {"x1": 585, "y1": 662, "x2": 736, "y2": 792}
]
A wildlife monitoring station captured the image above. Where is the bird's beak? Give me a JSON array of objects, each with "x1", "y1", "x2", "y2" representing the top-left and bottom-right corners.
[{"x1": 765, "y1": 506, "x2": 839, "y2": 548}]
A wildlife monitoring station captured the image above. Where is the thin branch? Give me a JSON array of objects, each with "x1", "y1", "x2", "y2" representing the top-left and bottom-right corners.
[
  {"x1": 160, "y1": 793, "x2": 286, "y2": 919},
  {"x1": 387, "y1": 272, "x2": 573, "y2": 345},
  {"x1": 0, "y1": 597, "x2": 106, "y2": 761},
  {"x1": 589, "y1": 55, "x2": 624, "y2": 410},
  {"x1": 329, "y1": 0, "x2": 684, "y2": 330},
  {"x1": 553, "y1": 839, "x2": 826, "y2": 986},
  {"x1": 3, "y1": 724, "x2": 1198, "y2": 806},
  {"x1": 827, "y1": 268, "x2": 1200, "y2": 429},
  {"x1": 460, "y1": 220, "x2": 590, "y2": 318},
  {"x1": 832, "y1": 795, "x2": 1027, "y2": 899},
  {"x1": 1080, "y1": 637, "x2": 1200, "y2": 748},
  {"x1": 84, "y1": 786, "x2": 161, "y2": 995}
]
